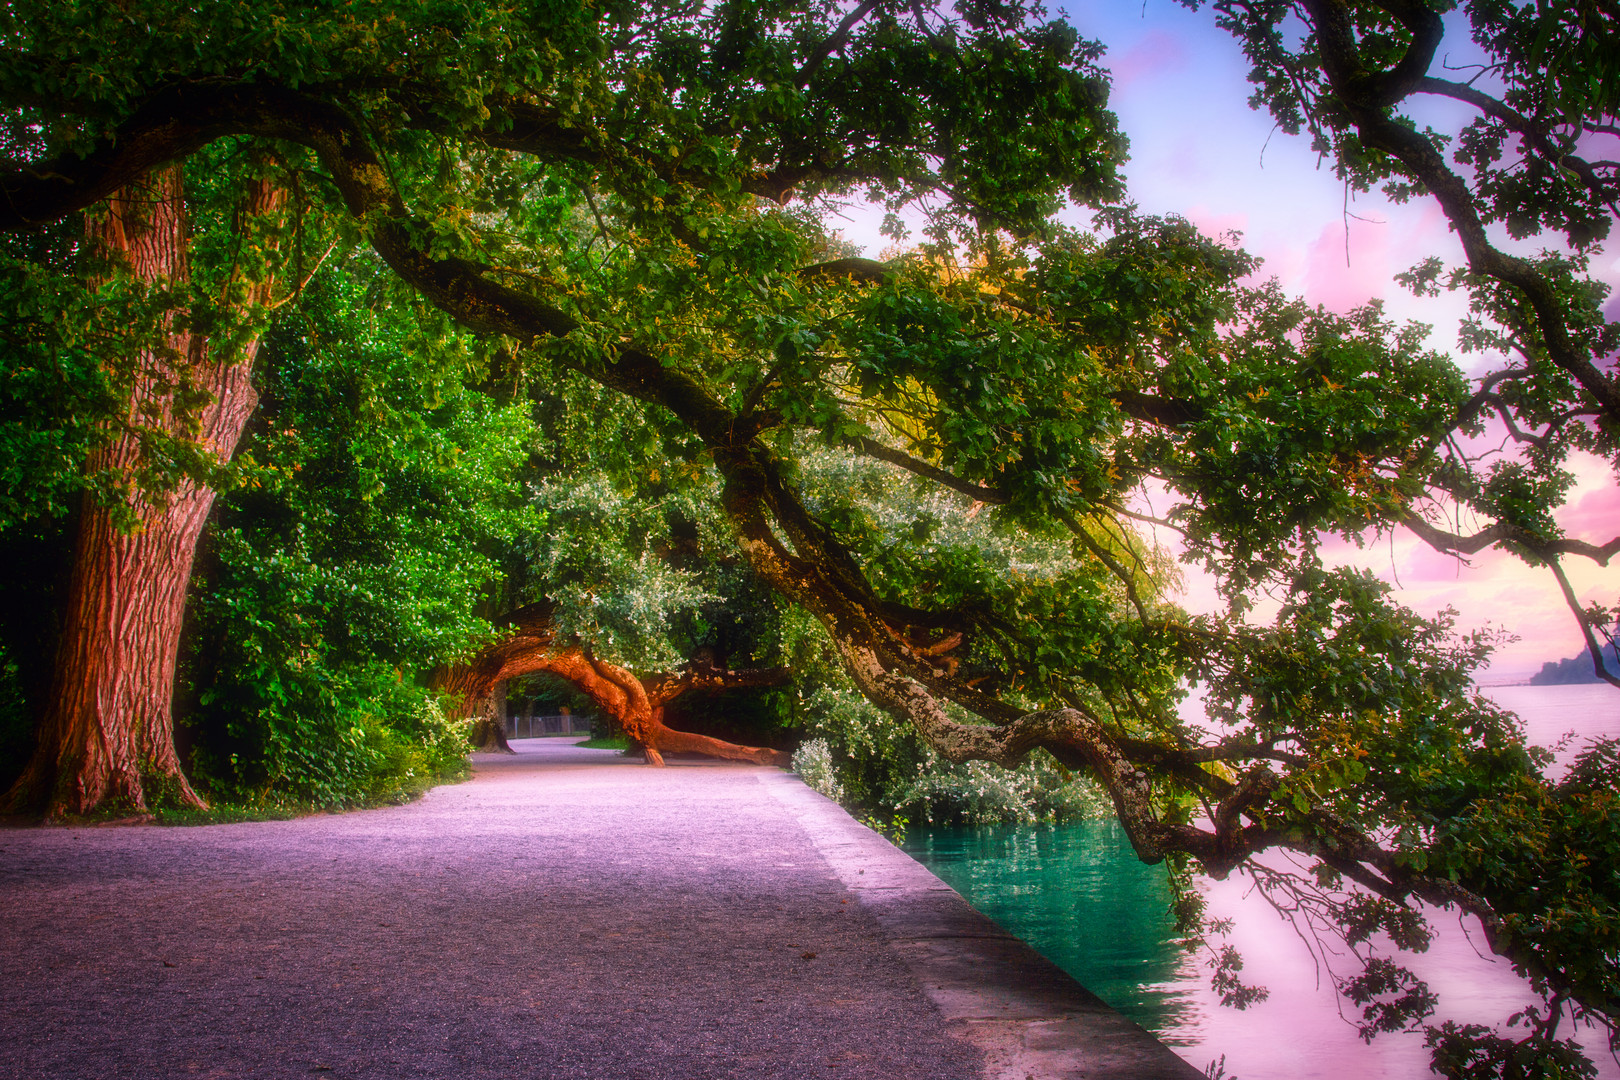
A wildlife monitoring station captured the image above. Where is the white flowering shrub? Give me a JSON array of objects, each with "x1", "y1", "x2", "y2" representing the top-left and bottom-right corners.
[
  {"x1": 791, "y1": 738, "x2": 846, "y2": 801},
  {"x1": 525, "y1": 477, "x2": 719, "y2": 669},
  {"x1": 802, "y1": 682, "x2": 1108, "y2": 825},
  {"x1": 411, "y1": 694, "x2": 474, "y2": 767},
  {"x1": 894, "y1": 754, "x2": 1110, "y2": 825}
]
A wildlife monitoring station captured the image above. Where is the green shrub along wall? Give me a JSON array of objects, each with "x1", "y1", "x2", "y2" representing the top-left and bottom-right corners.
[{"x1": 792, "y1": 685, "x2": 1107, "y2": 827}]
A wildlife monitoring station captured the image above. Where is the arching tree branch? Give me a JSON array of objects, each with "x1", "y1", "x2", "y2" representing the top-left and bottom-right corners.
[
  {"x1": 431, "y1": 606, "x2": 791, "y2": 767},
  {"x1": 1298, "y1": 0, "x2": 1620, "y2": 423},
  {"x1": 1400, "y1": 510, "x2": 1620, "y2": 565},
  {"x1": 846, "y1": 435, "x2": 1010, "y2": 503}
]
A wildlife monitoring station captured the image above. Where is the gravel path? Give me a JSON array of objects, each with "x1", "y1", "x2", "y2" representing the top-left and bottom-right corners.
[{"x1": 0, "y1": 740, "x2": 981, "y2": 1080}]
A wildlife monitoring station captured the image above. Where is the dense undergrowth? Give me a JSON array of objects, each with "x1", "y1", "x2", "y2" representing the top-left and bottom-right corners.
[
  {"x1": 170, "y1": 266, "x2": 530, "y2": 813},
  {"x1": 0, "y1": 263, "x2": 522, "y2": 817},
  {"x1": 792, "y1": 684, "x2": 1109, "y2": 827}
]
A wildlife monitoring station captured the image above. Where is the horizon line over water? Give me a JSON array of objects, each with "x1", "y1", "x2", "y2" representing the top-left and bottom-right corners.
[{"x1": 906, "y1": 682, "x2": 1620, "y2": 1080}]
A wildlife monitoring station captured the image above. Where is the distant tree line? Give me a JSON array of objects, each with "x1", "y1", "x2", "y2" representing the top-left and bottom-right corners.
[{"x1": 1531, "y1": 643, "x2": 1620, "y2": 686}]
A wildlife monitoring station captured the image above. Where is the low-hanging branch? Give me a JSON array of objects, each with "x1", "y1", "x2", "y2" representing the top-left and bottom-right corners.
[
  {"x1": 431, "y1": 602, "x2": 791, "y2": 767},
  {"x1": 1399, "y1": 510, "x2": 1620, "y2": 565},
  {"x1": 1413, "y1": 75, "x2": 1620, "y2": 216}
]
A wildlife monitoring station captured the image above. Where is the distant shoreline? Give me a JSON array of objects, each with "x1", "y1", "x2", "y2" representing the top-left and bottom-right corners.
[{"x1": 1522, "y1": 642, "x2": 1620, "y2": 686}]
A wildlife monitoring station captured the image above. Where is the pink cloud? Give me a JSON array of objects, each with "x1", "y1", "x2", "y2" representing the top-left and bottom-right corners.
[
  {"x1": 1301, "y1": 219, "x2": 1391, "y2": 313},
  {"x1": 1401, "y1": 539, "x2": 1512, "y2": 585},
  {"x1": 1314, "y1": 532, "x2": 1381, "y2": 570},
  {"x1": 1172, "y1": 525, "x2": 1601, "y2": 676},
  {"x1": 1312, "y1": 519, "x2": 1612, "y2": 674},
  {"x1": 1249, "y1": 238, "x2": 1304, "y2": 290},
  {"x1": 1487, "y1": 592, "x2": 1582, "y2": 660},
  {"x1": 1558, "y1": 482, "x2": 1620, "y2": 540},
  {"x1": 1106, "y1": 30, "x2": 1189, "y2": 91},
  {"x1": 1279, "y1": 200, "x2": 1464, "y2": 316},
  {"x1": 1181, "y1": 204, "x2": 1249, "y2": 246},
  {"x1": 1407, "y1": 200, "x2": 1449, "y2": 247},
  {"x1": 1403, "y1": 563, "x2": 1608, "y2": 672}
]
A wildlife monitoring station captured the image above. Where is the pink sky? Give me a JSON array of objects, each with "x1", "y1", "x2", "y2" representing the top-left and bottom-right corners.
[
  {"x1": 1082, "y1": 2, "x2": 1619, "y2": 680},
  {"x1": 842, "y1": 3, "x2": 1620, "y2": 679}
]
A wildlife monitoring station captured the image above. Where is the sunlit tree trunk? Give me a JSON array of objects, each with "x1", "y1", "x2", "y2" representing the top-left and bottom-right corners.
[{"x1": 4, "y1": 165, "x2": 286, "y2": 816}]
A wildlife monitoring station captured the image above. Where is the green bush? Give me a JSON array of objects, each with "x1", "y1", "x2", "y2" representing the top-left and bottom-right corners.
[
  {"x1": 178, "y1": 263, "x2": 529, "y2": 809},
  {"x1": 187, "y1": 662, "x2": 471, "y2": 809}
]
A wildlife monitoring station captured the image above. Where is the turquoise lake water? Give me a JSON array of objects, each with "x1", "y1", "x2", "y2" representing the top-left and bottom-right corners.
[
  {"x1": 904, "y1": 683, "x2": 1620, "y2": 1079},
  {"x1": 905, "y1": 819, "x2": 1193, "y2": 1036}
]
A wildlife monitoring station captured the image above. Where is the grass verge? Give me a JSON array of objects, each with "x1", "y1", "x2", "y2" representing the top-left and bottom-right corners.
[{"x1": 575, "y1": 735, "x2": 632, "y2": 750}]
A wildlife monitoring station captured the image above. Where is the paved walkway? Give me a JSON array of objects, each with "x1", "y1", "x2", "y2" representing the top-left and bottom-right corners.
[{"x1": 0, "y1": 740, "x2": 1197, "y2": 1079}]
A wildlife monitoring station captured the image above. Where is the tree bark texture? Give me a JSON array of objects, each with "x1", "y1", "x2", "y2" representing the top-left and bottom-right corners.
[
  {"x1": 4, "y1": 165, "x2": 285, "y2": 816},
  {"x1": 468, "y1": 680, "x2": 514, "y2": 753},
  {"x1": 432, "y1": 605, "x2": 791, "y2": 767}
]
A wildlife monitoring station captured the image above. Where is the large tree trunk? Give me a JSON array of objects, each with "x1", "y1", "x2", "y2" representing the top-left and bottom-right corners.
[
  {"x1": 432, "y1": 604, "x2": 791, "y2": 767},
  {"x1": 3, "y1": 166, "x2": 285, "y2": 817}
]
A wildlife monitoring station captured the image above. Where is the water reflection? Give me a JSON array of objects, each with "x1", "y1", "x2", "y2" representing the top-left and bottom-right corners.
[
  {"x1": 904, "y1": 818, "x2": 1203, "y2": 1040},
  {"x1": 904, "y1": 684, "x2": 1620, "y2": 1078}
]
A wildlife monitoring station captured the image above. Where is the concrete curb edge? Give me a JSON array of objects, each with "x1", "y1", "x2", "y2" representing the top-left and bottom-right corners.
[{"x1": 758, "y1": 770, "x2": 1205, "y2": 1080}]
